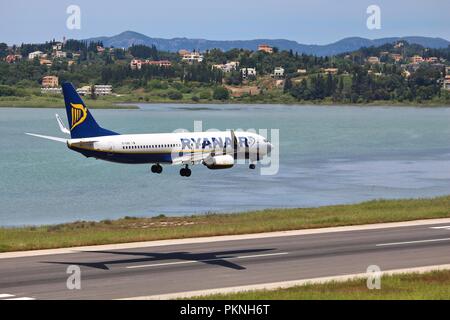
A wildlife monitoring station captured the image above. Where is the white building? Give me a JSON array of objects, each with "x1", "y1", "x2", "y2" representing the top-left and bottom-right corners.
[
  {"x1": 241, "y1": 68, "x2": 257, "y2": 79},
  {"x1": 273, "y1": 67, "x2": 285, "y2": 78},
  {"x1": 52, "y1": 43, "x2": 63, "y2": 51},
  {"x1": 367, "y1": 56, "x2": 380, "y2": 64},
  {"x1": 130, "y1": 59, "x2": 143, "y2": 70},
  {"x1": 41, "y1": 87, "x2": 62, "y2": 95},
  {"x1": 55, "y1": 51, "x2": 67, "y2": 58},
  {"x1": 94, "y1": 85, "x2": 113, "y2": 96},
  {"x1": 182, "y1": 52, "x2": 204, "y2": 63},
  {"x1": 212, "y1": 61, "x2": 239, "y2": 73},
  {"x1": 77, "y1": 86, "x2": 92, "y2": 96},
  {"x1": 443, "y1": 76, "x2": 450, "y2": 91},
  {"x1": 28, "y1": 51, "x2": 44, "y2": 60}
]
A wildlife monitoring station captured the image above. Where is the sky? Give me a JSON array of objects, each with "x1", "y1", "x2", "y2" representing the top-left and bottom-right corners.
[{"x1": 0, "y1": 0, "x2": 449, "y2": 45}]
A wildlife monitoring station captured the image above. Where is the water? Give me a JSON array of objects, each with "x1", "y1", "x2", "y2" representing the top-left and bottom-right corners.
[{"x1": 1, "y1": 104, "x2": 449, "y2": 226}]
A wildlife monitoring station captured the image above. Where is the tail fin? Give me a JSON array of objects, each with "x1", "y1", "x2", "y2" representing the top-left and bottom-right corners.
[{"x1": 62, "y1": 82, "x2": 119, "y2": 139}]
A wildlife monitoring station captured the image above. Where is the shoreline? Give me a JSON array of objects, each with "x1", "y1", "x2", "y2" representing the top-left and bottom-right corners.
[
  {"x1": 1, "y1": 92, "x2": 449, "y2": 109},
  {"x1": 0, "y1": 98, "x2": 449, "y2": 109}
]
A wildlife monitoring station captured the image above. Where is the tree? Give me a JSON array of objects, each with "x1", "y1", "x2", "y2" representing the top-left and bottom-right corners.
[
  {"x1": 283, "y1": 77, "x2": 293, "y2": 93},
  {"x1": 168, "y1": 90, "x2": 183, "y2": 100},
  {"x1": 0, "y1": 43, "x2": 8, "y2": 58},
  {"x1": 213, "y1": 86, "x2": 230, "y2": 100},
  {"x1": 90, "y1": 85, "x2": 97, "y2": 100},
  {"x1": 129, "y1": 44, "x2": 158, "y2": 59}
]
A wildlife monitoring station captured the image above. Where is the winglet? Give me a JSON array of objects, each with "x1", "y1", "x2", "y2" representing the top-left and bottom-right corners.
[{"x1": 56, "y1": 114, "x2": 70, "y2": 134}]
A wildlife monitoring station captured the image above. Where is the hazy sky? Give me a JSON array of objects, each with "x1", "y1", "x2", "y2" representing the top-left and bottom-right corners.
[{"x1": 0, "y1": 0, "x2": 449, "y2": 45}]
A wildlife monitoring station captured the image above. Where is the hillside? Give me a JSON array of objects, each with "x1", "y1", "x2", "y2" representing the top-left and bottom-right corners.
[{"x1": 85, "y1": 31, "x2": 450, "y2": 56}]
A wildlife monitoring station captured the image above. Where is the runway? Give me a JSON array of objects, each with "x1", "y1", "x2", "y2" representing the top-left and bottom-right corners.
[{"x1": 1, "y1": 219, "x2": 450, "y2": 300}]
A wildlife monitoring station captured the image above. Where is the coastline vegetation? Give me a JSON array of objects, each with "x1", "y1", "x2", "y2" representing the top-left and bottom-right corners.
[
  {"x1": 0, "y1": 195, "x2": 449, "y2": 253},
  {"x1": 1, "y1": 40, "x2": 449, "y2": 108}
]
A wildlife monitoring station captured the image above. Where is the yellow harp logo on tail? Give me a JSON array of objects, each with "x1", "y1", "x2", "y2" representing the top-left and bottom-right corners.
[{"x1": 70, "y1": 103, "x2": 87, "y2": 130}]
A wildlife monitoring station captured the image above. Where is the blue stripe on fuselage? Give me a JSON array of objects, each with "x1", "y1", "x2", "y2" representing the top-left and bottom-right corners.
[{"x1": 70, "y1": 146, "x2": 173, "y2": 164}]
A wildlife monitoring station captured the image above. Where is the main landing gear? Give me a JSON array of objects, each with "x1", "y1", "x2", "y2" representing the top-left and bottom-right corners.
[
  {"x1": 180, "y1": 165, "x2": 192, "y2": 177},
  {"x1": 249, "y1": 163, "x2": 256, "y2": 170},
  {"x1": 151, "y1": 164, "x2": 163, "y2": 174}
]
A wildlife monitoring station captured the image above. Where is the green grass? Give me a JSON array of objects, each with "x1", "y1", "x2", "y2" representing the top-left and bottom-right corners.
[
  {"x1": 1, "y1": 92, "x2": 448, "y2": 108},
  {"x1": 193, "y1": 270, "x2": 450, "y2": 300},
  {"x1": 0, "y1": 95, "x2": 138, "y2": 109},
  {"x1": 0, "y1": 195, "x2": 449, "y2": 253}
]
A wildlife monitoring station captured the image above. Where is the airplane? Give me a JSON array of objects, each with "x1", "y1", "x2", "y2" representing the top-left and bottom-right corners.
[{"x1": 26, "y1": 82, "x2": 273, "y2": 177}]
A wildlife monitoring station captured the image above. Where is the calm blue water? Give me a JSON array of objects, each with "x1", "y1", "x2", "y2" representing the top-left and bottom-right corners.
[{"x1": 1, "y1": 104, "x2": 449, "y2": 226}]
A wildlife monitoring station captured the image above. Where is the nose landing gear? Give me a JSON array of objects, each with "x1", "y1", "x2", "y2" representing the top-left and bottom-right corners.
[
  {"x1": 151, "y1": 164, "x2": 163, "y2": 174},
  {"x1": 180, "y1": 165, "x2": 192, "y2": 177},
  {"x1": 249, "y1": 163, "x2": 256, "y2": 170}
]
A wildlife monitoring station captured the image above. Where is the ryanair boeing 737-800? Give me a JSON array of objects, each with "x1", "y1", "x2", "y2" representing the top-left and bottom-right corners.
[{"x1": 27, "y1": 83, "x2": 272, "y2": 177}]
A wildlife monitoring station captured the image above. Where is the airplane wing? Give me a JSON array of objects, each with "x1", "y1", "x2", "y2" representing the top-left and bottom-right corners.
[
  {"x1": 171, "y1": 151, "x2": 212, "y2": 165},
  {"x1": 25, "y1": 133, "x2": 67, "y2": 143}
]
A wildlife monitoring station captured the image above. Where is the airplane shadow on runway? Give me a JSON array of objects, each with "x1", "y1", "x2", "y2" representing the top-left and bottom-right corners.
[{"x1": 41, "y1": 248, "x2": 276, "y2": 271}]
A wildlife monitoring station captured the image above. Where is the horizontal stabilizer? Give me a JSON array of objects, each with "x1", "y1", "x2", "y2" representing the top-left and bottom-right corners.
[{"x1": 25, "y1": 133, "x2": 67, "y2": 143}]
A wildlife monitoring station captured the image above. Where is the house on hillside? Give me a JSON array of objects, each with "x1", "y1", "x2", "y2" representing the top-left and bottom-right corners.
[
  {"x1": 272, "y1": 67, "x2": 285, "y2": 78},
  {"x1": 41, "y1": 76, "x2": 59, "y2": 87},
  {"x1": 258, "y1": 44, "x2": 273, "y2": 54},
  {"x1": 323, "y1": 68, "x2": 338, "y2": 75},
  {"x1": 241, "y1": 67, "x2": 257, "y2": 79},
  {"x1": 182, "y1": 52, "x2": 204, "y2": 64},
  {"x1": 367, "y1": 56, "x2": 380, "y2": 64},
  {"x1": 28, "y1": 51, "x2": 43, "y2": 60},
  {"x1": 443, "y1": 75, "x2": 450, "y2": 91},
  {"x1": 410, "y1": 55, "x2": 424, "y2": 64},
  {"x1": 212, "y1": 61, "x2": 239, "y2": 73}
]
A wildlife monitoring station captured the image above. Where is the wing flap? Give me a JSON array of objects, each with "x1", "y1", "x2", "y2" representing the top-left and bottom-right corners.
[{"x1": 171, "y1": 151, "x2": 212, "y2": 165}]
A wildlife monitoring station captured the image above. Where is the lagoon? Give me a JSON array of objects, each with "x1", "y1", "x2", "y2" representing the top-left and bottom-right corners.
[{"x1": 0, "y1": 104, "x2": 449, "y2": 226}]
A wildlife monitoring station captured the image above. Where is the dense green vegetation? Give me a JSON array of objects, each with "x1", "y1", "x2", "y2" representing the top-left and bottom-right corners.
[
  {"x1": 0, "y1": 39, "x2": 449, "y2": 106},
  {"x1": 194, "y1": 270, "x2": 450, "y2": 300},
  {"x1": 0, "y1": 195, "x2": 448, "y2": 252}
]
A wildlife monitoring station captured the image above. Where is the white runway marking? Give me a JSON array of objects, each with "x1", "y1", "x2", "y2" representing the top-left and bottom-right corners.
[
  {"x1": 126, "y1": 252, "x2": 289, "y2": 269},
  {"x1": 430, "y1": 226, "x2": 450, "y2": 230},
  {"x1": 376, "y1": 238, "x2": 450, "y2": 247},
  {"x1": 0, "y1": 293, "x2": 35, "y2": 300},
  {"x1": 236, "y1": 252, "x2": 289, "y2": 259}
]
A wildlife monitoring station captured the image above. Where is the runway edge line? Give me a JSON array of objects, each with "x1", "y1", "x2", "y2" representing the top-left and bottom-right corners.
[{"x1": 118, "y1": 264, "x2": 450, "y2": 300}]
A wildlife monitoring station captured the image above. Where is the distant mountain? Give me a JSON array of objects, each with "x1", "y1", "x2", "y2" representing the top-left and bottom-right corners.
[{"x1": 85, "y1": 31, "x2": 450, "y2": 56}]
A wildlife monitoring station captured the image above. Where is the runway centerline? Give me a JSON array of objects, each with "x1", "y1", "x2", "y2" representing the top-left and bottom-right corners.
[{"x1": 376, "y1": 238, "x2": 450, "y2": 247}]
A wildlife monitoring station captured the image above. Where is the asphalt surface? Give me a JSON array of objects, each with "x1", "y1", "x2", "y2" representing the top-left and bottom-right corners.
[{"x1": 1, "y1": 221, "x2": 450, "y2": 299}]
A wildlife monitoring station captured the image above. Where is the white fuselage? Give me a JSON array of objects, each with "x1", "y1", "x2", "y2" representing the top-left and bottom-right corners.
[{"x1": 67, "y1": 131, "x2": 271, "y2": 165}]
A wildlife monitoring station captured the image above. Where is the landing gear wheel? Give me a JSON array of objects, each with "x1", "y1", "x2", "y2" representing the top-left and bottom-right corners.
[
  {"x1": 180, "y1": 166, "x2": 191, "y2": 177},
  {"x1": 152, "y1": 164, "x2": 163, "y2": 174},
  {"x1": 249, "y1": 164, "x2": 256, "y2": 170}
]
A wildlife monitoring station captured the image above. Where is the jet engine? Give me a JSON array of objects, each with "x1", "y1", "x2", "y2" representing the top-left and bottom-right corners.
[{"x1": 203, "y1": 154, "x2": 234, "y2": 169}]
